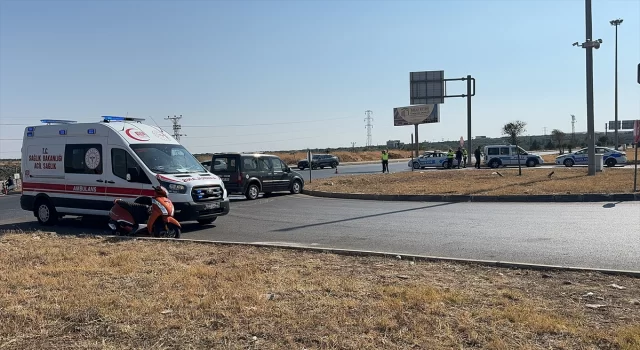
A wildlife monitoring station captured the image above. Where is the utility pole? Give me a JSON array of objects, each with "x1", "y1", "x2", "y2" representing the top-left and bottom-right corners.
[
  {"x1": 610, "y1": 18, "x2": 623, "y2": 150},
  {"x1": 351, "y1": 142, "x2": 356, "y2": 152},
  {"x1": 543, "y1": 127, "x2": 547, "y2": 137},
  {"x1": 573, "y1": 0, "x2": 602, "y2": 176},
  {"x1": 165, "y1": 115, "x2": 186, "y2": 142},
  {"x1": 364, "y1": 110, "x2": 374, "y2": 147},
  {"x1": 571, "y1": 114, "x2": 576, "y2": 144}
]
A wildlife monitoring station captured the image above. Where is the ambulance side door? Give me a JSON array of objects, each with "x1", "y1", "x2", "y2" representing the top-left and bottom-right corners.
[
  {"x1": 62, "y1": 142, "x2": 108, "y2": 212},
  {"x1": 106, "y1": 147, "x2": 152, "y2": 201}
]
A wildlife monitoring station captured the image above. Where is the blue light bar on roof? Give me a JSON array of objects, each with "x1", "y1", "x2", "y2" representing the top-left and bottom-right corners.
[
  {"x1": 40, "y1": 119, "x2": 77, "y2": 125},
  {"x1": 102, "y1": 116, "x2": 146, "y2": 122},
  {"x1": 102, "y1": 116, "x2": 126, "y2": 121}
]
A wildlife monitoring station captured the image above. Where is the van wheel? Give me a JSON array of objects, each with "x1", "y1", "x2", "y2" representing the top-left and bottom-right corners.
[
  {"x1": 563, "y1": 159, "x2": 574, "y2": 167},
  {"x1": 413, "y1": 162, "x2": 421, "y2": 169},
  {"x1": 245, "y1": 183, "x2": 260, "y2": 200},
  {"x1": 489, "y1": 159, "x2": 501, "y2": 169},
  {"x1": 605, "y1": 158, "x2": 616, "y2": 167},
  {"x1": 526, "y1": 159, "x2": 536, "y2": 167},
  {"x1": 35, "y1": 198, "x2": 58, "y2": 226},
  {"x1": 290, "y1": 180, "x2": 302, "y2": 194},
  {"x1": 197, "y1": 217, "x2": 217, "y2": 225}
]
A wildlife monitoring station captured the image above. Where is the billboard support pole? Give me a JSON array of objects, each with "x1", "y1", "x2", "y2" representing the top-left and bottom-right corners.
[
  {"x1": 633, "y1": 142, "x2": 638, "y2": 192},
  {"x1": 634, "y1": 120, "x2": 640, "y2": 192},
  {"x1": 414, "y1": 124, "x2": 419, "y2": 158},
  {"x1": 411, "y1": 133, "x2": 414, "y2": 171},
  {"x1": 466, "y1": 75, "x2": 472, "y2": 163},
  {"x1": 307, "y1": 149, "x2": 312, "y2": 183}
]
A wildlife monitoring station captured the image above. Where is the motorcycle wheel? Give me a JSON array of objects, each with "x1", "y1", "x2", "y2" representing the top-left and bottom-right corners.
[{"x1": 154, "y1": 221, "x2": 181, "y2": 239}]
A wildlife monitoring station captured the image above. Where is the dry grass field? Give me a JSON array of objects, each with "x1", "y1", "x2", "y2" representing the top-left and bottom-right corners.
[
  {"x1": 0, "y1": 232, "x2": 638, "y2": 349},
  {"x1": 307, "y1": 168, "x2": 638, "y2": 196}
]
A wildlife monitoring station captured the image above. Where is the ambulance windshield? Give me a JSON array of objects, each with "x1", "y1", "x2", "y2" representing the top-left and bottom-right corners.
[{"x1": 131, "y1": 144, "x2": 206, "y2": 174}]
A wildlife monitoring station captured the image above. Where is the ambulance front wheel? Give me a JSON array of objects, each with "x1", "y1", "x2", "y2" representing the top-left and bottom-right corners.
[{"x1": 35, "y1": 198, "x2": 58, "y2": 226}]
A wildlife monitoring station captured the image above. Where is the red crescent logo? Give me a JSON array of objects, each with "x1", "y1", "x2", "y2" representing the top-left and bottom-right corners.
[{"x1": 125, "y1": 128, "x2": 150, "y2": 141}]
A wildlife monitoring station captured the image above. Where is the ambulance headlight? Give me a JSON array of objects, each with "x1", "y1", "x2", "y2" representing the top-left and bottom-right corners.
[{"x1": 159, "y1": 181, "x2": 187, "y2": 194}]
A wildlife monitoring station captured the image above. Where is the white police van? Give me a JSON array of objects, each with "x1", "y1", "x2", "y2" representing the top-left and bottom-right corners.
[
  {"x1": 555, "y1": 147, "x2": 627, "y2": 167},
  {"x1": 20, "y1": 116, "x2": 229, "y2": 226},
  {"x1": 484, "y1": 145, "x2": 544, "y2": 168},
  {"x1": 408, "y1": 151, "x2": 451, "y2": 169}
]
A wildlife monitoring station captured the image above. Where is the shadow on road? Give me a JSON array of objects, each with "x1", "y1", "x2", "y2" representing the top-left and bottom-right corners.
[
  {"x1": 602, "y1": 202, "x2": 623, "y2": 208},
  {"x1": 273, "y1": 202, "x2": 457, "y2": 232},
  {"x1": 229, "y1": 192, "x2": 291, "y2": 203},
  {"x1": 0, "y1": 215, "x2": 215, "y2": 238}
]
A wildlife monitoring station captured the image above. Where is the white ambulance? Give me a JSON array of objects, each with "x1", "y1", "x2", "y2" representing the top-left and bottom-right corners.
[{"x1": 20, "y1": 116, "x2": 229, "y2": 226}]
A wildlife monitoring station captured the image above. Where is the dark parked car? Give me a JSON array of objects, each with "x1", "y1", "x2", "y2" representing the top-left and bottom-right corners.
[
  {"x1": 297, "y1": 154, "x2": 340, "y2": 170},
  {"x1": 210, "y1": 153, "x2": 305, "y2": 200}
]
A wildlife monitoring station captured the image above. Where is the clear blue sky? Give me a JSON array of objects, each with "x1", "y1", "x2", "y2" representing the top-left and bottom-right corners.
[{"x1": 1, "y1": 0, "x2": 638, "y2": 158}]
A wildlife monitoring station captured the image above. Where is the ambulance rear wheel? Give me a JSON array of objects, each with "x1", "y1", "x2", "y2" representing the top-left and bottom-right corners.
[{"x1": 35, "y1": 198, "x2": 58, "y2": 226}]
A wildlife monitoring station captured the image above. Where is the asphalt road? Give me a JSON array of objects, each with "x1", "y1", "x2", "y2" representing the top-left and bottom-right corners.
[
  {"x1": 1, "y1": 193, "x2": 638, "y2": 271},
  {"x1": 296, "y1": 160, "x2": 637, "y2": 183}
]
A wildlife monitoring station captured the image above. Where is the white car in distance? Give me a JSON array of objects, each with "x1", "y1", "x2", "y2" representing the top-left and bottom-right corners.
[{"x1": 555, "y1": 147, "x2": 627, "y2": 167}]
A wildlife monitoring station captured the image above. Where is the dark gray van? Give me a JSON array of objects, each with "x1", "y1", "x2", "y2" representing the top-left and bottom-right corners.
[{"x1": 209, "y1": 153, "x2": 305, "y2": 200}]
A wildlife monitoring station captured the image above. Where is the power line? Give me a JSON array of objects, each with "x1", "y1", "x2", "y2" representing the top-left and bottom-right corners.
[
  {"x1": 0, "y1": 116, "x2": 354, "y2": 128},
  {"x1": 364, "y1": 110, "x2": 373, "y2": 147},
  {"x1": 183, "y1": 131, "x2": 354, "y2": 149},
  {"x1": 0, "y1": 126, "x2": 358, "y2": 141}
]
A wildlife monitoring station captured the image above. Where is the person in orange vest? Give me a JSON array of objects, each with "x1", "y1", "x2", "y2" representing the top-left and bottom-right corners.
[{"x1": 381, "y1": 150, "x2": 389, "y2": 173}]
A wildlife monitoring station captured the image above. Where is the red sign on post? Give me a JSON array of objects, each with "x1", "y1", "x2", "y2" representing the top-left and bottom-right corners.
[{"x1": 634, "y1": 120, "x2": 640, "y2": 144}]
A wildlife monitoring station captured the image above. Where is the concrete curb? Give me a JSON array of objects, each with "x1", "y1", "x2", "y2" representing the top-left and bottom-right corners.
[
  {"x1": 62, "y1": 233, "x2": 640, "y2": 278},
  {"x1": 302, "y1": 189, "x2": 640, "y2": 202}
]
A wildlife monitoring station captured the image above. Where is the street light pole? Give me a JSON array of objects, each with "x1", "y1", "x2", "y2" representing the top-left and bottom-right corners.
[
  {"x1": 573, "y1": 0, "x2": 602, "y2": 176},
  {"x1": 610, "y1": 18, "x2": 623, "y2": 150}
]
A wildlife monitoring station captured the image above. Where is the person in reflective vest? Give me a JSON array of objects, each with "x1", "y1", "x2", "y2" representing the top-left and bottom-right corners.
[
  {"x1": 446, "y1": 149, "x2": 454, "y2": 169},
  {"x1": 462, "y1": 148, "x2": 468, "y2": 168},
  {"x1": 381, "y1": 150, "x2": 389, "y2": 173}
]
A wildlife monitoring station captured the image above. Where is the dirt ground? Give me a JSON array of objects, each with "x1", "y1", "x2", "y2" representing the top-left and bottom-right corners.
[
  {"x1": 0, "y1": 233, "x2": 638, "y2": 350},
  {"x1": 306, "y1": 168, "x2": 639, "y2": 196}
]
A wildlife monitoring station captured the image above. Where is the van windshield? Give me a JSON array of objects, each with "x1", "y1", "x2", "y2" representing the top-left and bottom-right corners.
[{"x1": 131, "y1": 144, "x2": 206, "y2": 174}]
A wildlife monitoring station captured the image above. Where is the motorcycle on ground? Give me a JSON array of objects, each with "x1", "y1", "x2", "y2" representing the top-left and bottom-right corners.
[{"x1": 108, "y1": 184, "x2": 181, "y2": 238}]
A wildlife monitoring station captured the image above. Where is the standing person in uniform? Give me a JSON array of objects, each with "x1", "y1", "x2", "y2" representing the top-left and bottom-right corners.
[
  {"x1": 455, "y1": 147, "x2": 463, "y2": 169},
  {"x1": 462, "y1": 148, "x2": 468, "y2": 168},
  {"x1": 381, "y1": 150, "x2": 389, "y2": 173},
  {"x1": 474, "y1": 146, "x2": 482, "y2": 169},
  {"x1": 446, "y1": 149, "x2": 454, "y2": 169}
]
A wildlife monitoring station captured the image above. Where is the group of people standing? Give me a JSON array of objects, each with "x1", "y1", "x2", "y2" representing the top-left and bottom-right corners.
[{"x1": 446, "y1": 146, "x2": 483, "y2": 169}]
